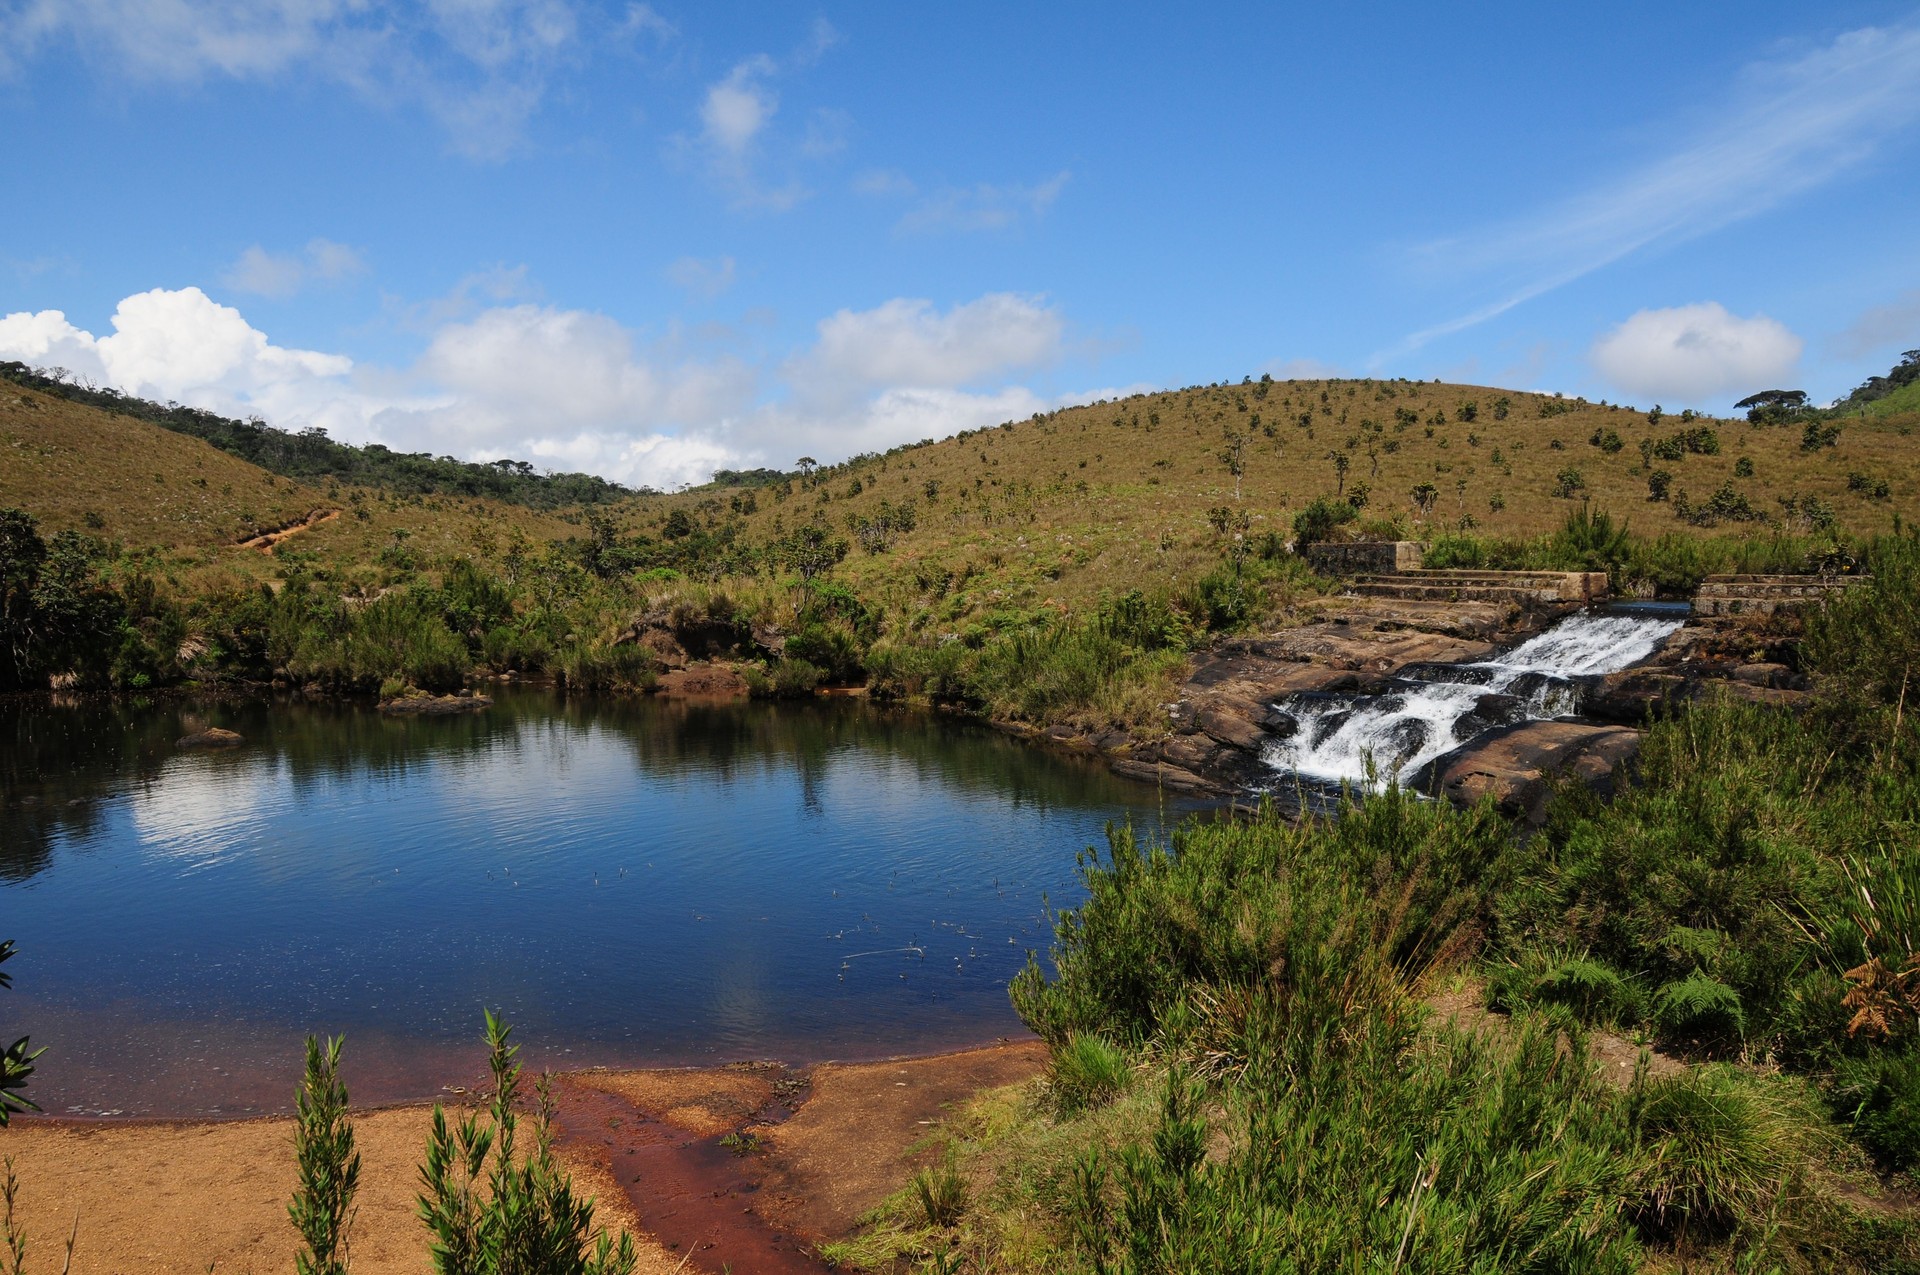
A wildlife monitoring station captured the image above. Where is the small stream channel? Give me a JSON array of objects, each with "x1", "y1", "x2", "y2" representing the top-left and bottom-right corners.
[{"x1": 1261, "y1": 607, "x2": 1687, "y2": 793}]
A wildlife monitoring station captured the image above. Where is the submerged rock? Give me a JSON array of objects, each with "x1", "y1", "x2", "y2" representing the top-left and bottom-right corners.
[
  {"x1": 380, "y1": 692, "x2": 492, "y2": 716},
  {"x1": 176, "y1": 727, "x2": 244, "y2": 748}
]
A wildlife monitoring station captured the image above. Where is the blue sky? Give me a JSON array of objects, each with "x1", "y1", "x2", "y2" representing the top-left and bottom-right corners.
[{"x1": 2, "y1": 1, "x2": 1918, "y2": 487}]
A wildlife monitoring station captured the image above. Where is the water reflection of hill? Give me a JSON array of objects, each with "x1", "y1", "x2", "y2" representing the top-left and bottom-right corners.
[{"x1": 0, "y1": 690, "x2": 1185, "y2": 883}]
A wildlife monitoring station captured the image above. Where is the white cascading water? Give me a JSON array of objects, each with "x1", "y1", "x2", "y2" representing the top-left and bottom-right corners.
[{"x1": 1262, "y1": 611, "x2": 1684, "y2": 790}]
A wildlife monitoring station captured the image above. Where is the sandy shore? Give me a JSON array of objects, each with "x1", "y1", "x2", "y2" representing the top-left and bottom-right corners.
[{"x1": 0, "y1": 1041, "x2": 1048, "y2": 1274}]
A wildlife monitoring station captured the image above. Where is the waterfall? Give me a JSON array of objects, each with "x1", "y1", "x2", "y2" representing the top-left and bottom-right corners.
[{"x1": 1261, "y1": 611, "x2": 1683, "y2": 791}]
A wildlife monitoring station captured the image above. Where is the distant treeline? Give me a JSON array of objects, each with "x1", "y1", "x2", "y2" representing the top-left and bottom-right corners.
[
  {"x1": 0, "y1": 361, "x2": 632, "y2": 510},
  {"x1": 1835, "y1": 348, "x2": 1920, "y2": 411}
]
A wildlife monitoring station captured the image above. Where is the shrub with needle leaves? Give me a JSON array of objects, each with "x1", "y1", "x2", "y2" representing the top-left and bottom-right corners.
[
  {"x1": 416, "y1": 1010, "x2": 637, "y2": 1275},
  {"x1": 290, "y1": 1035, "x2": 360, "y2": 1275}
]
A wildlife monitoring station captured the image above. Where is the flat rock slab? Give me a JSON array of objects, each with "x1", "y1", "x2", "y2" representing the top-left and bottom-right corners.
[{"x1": 1424, "y1": 720, "x2": 1642, "y2": 823}]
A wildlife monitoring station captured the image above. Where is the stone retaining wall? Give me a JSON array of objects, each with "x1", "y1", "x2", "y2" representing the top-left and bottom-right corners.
[
  {"x1": 1304, "y1": 540, "x2": 1424, "y2": 576},
  {"x1": 1693, "y1": 573, "x2": 1868, "y2": 617}
]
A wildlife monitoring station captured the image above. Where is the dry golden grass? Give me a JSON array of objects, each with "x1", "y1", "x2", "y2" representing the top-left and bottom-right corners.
[
  {"x1": 9, "y1": 377, "x2": 1919, "y2": 622},
  {"x1": 0, "y1": 385, "x2": 322, "y2": 549},
  {"x1": 0, "y1": 387, "x2": 579, "y2": 591},
  {"x1": 623, "y1": 378, "x2": 1920, "y2": 620}
]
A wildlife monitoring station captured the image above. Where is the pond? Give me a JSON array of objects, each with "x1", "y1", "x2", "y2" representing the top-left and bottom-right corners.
[{"x1": 1, "y1": 691, "x2": 1197, "y2": 1117}]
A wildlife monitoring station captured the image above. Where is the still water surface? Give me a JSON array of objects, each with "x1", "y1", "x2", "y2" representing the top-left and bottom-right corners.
[{"x1": 1, "y1": 691, "x2": 1193, "y2": 1116}]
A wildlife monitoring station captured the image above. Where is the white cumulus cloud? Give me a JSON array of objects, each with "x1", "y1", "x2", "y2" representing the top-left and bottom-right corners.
[
  {"x1": 1589, "y1": 303, "x2": 1804, "y2": 404},
  {"x1": 0, "y1": 284, "x2": 1082, "y2": 490},
  {"x1": 0, "y1": 286, "x2": 350, "y2": 402},
  {"x1": 700, "y1": 56, "x2": 777, "y2": 156},
  {"x1": 791, "y1": 293, "x2": 1064, "y2": 395}
]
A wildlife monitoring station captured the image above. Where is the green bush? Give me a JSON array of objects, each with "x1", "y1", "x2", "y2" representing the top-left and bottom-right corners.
[
  {"x1": 1629, "y1": 1068, "x2": 1805, "y2": 1241},
  {"x1": 913, "y1": 1152, "x2": 969, "y2": 1229},
  {"x1": 1831, "y1": 1049, "x2": 1920, "y2": 1171},
  {"x1": 417, "y1": 1013, "x2": 636, "y2": 1275},
  {"x1": 290, "y1": 1036, "x2": 359, "y2": 1275},
  {"x1": 1653, "y1": 974, "x2": 1746, "y2": 1050},
  {"x1": 1048, "y1": 1034, "x2": 1132, "y2": 1115},
  {"x1": 784, "y1": 622, "x2": 865, "y2": 683},
  {"x1": 553, "y1": 641, "x2": 656, "y2": 694},
  {"x1": 1290, "y1": 496, "x2": 1357, "y2": 548},
  {"x1": 746, "y1": 657, "x2": 824, "y2": 698},
  {"x1": 1487, "y1": 950, "x2": 1646, "y2": 1027}
]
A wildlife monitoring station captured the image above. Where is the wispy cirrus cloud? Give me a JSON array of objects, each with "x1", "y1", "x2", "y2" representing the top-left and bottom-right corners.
[
  {"x1": 895, "y1": 171, "x2": 1070, "y2": 236},
  {"x1": 680, "y1": 18, "x2": 842, "y2": 210},
  {"x1": 1390, "y1": 18, "x2": 1920, "y2": 354},
  {"x1": 1835, "y1": 288, "x2": 1920, "y2": 359},
  {"x1": 223, "y1": 238, "x2": 367, "y2": 299},
  {"x1": 0, "y1": 0, "x2": 675, "y2": 159},
  {"x1": 853, "y1": 168, "x2": 1071, "y2": 236}
]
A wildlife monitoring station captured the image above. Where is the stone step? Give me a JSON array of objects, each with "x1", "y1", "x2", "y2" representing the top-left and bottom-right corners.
[
  {"x1": 1699, "y1": 573, "x2": 1869, "y2": 585},
  {"x1": 1352, "y1": 573, "x2": 1574, "y2": 590},
  {"x1": 1348, "y1": 568, "x2": 1608, "y2": 603},
  {"x1": 1346, "y1": 582, "x2": 1550, "y2": 604}
]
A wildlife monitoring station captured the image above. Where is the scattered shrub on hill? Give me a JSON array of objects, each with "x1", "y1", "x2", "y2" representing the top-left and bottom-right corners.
[
  {"x1": 1847, "y1": 471, "x2": 1891, "y2": 500},
  {"x1": 1802, "y1": 420, "x2": 1843, "y2": 451},
  {"x1": 1552, "y1": 466, "x2": 1587, "y2": 498},
  {"x1": 1289, "y1": 496, "x2": 1357, "y2": 548}
]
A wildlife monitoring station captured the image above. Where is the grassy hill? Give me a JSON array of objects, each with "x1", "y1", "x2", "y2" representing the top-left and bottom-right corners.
[
  {"x1": 1841, "y1": 376, "x2": 1920, "y2": 421},
  {"x1": 10, "y1": 370, "x2": 1920, "y2": 616},
  {"x1": 0, "y1": 383, "x2": 579, "y2": 590},
  {"x1": 610, "y1": 377, "x2": 1920, "y2": 620}
]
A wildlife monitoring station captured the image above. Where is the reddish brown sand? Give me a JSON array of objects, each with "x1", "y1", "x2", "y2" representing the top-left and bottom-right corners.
[{"x1": 0, "y1": 1043, "x2": 1051, "y2": 1274}]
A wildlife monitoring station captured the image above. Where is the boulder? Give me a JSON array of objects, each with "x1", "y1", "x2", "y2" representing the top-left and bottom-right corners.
[
  {"x1": 655, "y1": 663, "x2": 750, "y2": 699},
  {"x1": 1109, "y1": 757, "x2": 1222, "y2": 794},
  {"x1": 176, "y1": 727, "x2": 244, "y2": 748},
  {"x1": 1732, "y1": 662, "x2": 1806, "y2": 690},
  {"x1": 1419, "y1": 721, "x2": 1643, "y2": 824},
  {"x1": 1196, "y1": 709, "x2": 1267, "y2": 753}
]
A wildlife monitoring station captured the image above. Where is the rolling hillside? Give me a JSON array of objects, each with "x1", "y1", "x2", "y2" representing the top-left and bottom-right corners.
[
  {"x1": 616, "y1": 376, "x2": 1920, "y2": 617},
  {"x1": 0, "y1": 383, "x2": 578, "y2": 589},
  {"x1": 8, "y1": 371, "x2": 1919, "y2": 620}
]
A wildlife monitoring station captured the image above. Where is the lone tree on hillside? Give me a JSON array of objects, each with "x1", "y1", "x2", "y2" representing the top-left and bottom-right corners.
[
  {"x1": 1734, "y1": 389, "x2": 1810, "y2": 424},
  {"x1": 1219, "y1": 430, "x2": 1250, "y2": 499}
]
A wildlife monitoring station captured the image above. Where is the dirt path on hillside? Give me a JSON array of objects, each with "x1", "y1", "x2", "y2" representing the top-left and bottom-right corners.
[
  {"x1": 0, "y1": 1042, "x2": 1051, "y2": 1274},
  {"x1": 237, "y1": 508, "x2": 338, "y2": 553}
]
